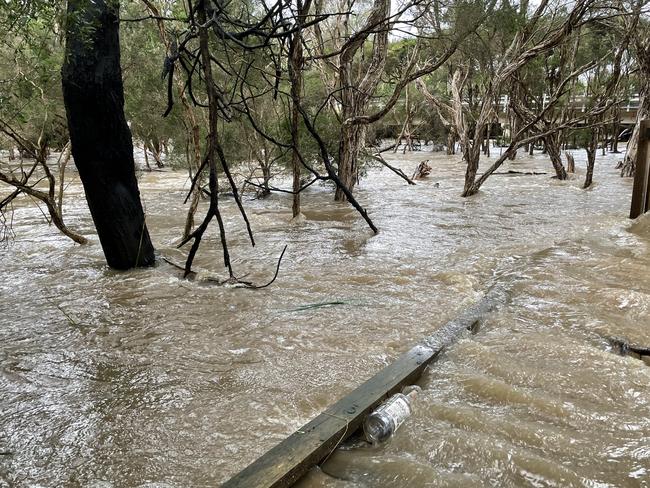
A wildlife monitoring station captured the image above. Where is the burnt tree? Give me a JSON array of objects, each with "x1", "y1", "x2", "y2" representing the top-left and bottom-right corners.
[{"x1": 62, "y1": 0, "x2": 155, "y2": 269}]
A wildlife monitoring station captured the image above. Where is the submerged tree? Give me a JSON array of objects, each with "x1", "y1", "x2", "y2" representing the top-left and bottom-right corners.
[
  {"x1": 0, "y1": 1, "x2": 86, "y2": 244},
  {"x1": 62, "y1": 0, "x2": 155, "y2": 269},
  {"x1": 2, "y1": 0, "x2": 645, "y2": 269},
  {"x1": 418, "y1": 0, "x2": 629, "y2": 196},
  {"x1": 619, "y1": 8, "x2": 650, "y2": 177}
]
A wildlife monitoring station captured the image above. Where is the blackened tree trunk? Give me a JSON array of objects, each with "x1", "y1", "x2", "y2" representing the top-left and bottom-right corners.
[{"x1": 62, "y1": 0, "x2": 155, "y2": 269}]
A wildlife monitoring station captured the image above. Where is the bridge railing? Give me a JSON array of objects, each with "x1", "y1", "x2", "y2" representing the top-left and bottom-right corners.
[{"x1": 496, "y1": 94, "x2": 640, "y2": 113}]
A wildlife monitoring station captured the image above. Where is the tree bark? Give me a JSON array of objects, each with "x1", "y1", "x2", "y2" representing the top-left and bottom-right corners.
[
  {"x1": 620, "y1": 25, "x2": 650, "y2": 177},
  {"x1": 584, "y1": 128, "x2": 597, "y2": 189},
  {"x1": 62, "y1": 0, "x2": 155, "y2": 269},
  {"x1": 544, "y1": 133, "x2": 568, "y2": 180},
  {"x1": 335, "y1": 122, "x2": 363, "y2": 201},
  {"x1": 611, "y1": 112, "x2": 620, "y2": 153},
  {"x1": 620, "y1": 91, "x2": 650, "y2": 177},
  {"x1": 333, "y1": 0, "x2": 389, "y2": 202},
  {"x1": 565, "y1": 151, "x2": 575, "y2": 173},
  {"x1": 289, "y1": 0, "x2": 311, "y2": 217},
  {"x1": 143, "y1": 144, "x2": 151, "y2": 171},
  {"x1": 446, "y1": 129, "x2": 457, "y2": 155}
]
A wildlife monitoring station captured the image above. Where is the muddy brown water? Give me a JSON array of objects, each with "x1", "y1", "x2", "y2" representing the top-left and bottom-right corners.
[{"x1": 1, "y1": 148, "x2": 649, "y2": 487}]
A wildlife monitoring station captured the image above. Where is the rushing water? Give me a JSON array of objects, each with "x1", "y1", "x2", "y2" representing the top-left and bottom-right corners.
[{"x1": 1, "y1": 147, "x2": 649, "y2": 487}]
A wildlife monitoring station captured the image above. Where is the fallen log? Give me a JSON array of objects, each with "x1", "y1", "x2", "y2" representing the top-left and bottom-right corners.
[{"x1": 221, "y1": 285, "x2": 508, "y2": 488}]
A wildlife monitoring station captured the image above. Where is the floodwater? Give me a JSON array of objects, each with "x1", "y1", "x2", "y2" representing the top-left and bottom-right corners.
[{"x1": 1, "y1": 147, "x2": 649, "y2": 487}]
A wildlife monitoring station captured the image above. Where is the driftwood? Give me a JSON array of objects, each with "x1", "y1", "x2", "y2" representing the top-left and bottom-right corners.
[{"x1": 412, "y1": 160, "x2": 432, "y2": 180}]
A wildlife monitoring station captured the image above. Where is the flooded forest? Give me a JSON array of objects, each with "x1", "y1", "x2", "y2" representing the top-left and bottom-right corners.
[{"x1": 2, "y1": 0, "x2": 650, "y2": 486}]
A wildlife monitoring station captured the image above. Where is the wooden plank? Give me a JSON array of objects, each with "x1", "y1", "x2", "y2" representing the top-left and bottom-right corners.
[
  {"x1": 630, "y1": 119, "x2": 650, "y2": 219},
  {"x1": 637, "y1": 119, "x2": 650, "y2": 213},
  {"x1": 221, "y1": 285, "x2": 506, "y2": 488}
]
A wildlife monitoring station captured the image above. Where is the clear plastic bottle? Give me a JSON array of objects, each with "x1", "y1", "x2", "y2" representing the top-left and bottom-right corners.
[{"x1": 363, "y1": 385, "x2": 421, "y2": 444}]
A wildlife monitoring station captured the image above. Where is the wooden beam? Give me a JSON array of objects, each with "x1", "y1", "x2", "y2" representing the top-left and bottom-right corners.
[
  {"x1": 630, "y1": 119, "x2": 650, "y2": 219},
  {"x1": 221, "y1": 285, "x2": 506, "y2": 488}
]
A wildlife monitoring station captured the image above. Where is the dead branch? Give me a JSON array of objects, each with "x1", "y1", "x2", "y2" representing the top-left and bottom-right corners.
[{"x1": 369, "y1": 153, "x2": 416, "y2": 185}]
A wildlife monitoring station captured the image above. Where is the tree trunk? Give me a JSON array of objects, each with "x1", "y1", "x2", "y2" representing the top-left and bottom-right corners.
[
  {"x1": 461, "y1": 143, "x2": 480, "y2": 196},
  {"x1": 143, "y1": 144, "x2": 151, "y2": 171},
  {"x1": 507, "y1": 117, "x2": 519, "y2": 160},
  {"x1": 446, "y1": 129, "x2": 456, "y2": 155},
  {"x1": 332, "y1": 0, "x2": 389, "y2": 202},
  {"x1": 621, "y1": 34, "x2": 650, "y2": 176},
  {"x1": 611, "y1": 115, "x2": 620, "y2": 153},
  {"x1": 565, "y1": 151, "x2": 575, "y2": 173},
  {"x1": 62, "y1": 0, "x2": 155, "y2": 269},
  {"x1": 57, "y1": 141, "x2": 72, "y2": 216},
  {"x1": 289, "y1": 0, "x2": 311, "y2": 218},
  {"x1": 545, "y1": 133, "x2": 568, "y2": 180},
  {"x1": 620, "y1": 92, "x2": 650, "y2": 177},
  {"x1": 182, "y1": 109, "x2": 203, "y2": 239},
  {"x1": 150, "y1": 138, "x2": 164, "y2": 168},
  {"x1": 335, "y1": 122, "x2": 362, "y2": 201},
  {"x1": 584, "y1": 128, "x2": 597, "y2": 189}
]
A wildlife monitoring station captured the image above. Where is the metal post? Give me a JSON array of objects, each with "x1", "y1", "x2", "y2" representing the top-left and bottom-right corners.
[{"x1": 630, "y1": 120, "x2": 650, "y2": 219}]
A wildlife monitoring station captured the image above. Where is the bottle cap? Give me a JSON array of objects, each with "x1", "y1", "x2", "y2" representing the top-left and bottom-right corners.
[{"x1": 402, "y1": 385, "x2": 421, "y2": 398}]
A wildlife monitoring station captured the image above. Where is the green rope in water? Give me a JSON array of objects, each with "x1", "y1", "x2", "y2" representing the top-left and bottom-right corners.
[{"x1": 280, "y1": 299, "x2": 367, "y2": 313}]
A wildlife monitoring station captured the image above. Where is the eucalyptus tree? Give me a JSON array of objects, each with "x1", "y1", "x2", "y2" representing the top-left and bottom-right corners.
[
  {"x1": 154, "y1": 0, "x2": 330, "y2": 278},
  {"x1": 288, "y1": 0, "x2": 311, "y2": 217},
  {"x1": 418, "y1": 0, "x2": 626, "y2": 196},
  {"x1": 309, "y1": 0, "x2": 487, "y2": 201},
  {"x1": 0, "y1": 1, "x2": 86, "y2": 244},
  {"x1": 62, "y1": 0, "x2": 155, "y2": 268},
  {"x1": 575, "y1": 16, "x2": 636, "y2": 188},
  {"x1": 619, "y1": 10, "x2": 650, "y2": 177},
  {"x1": 136, "y1": 0, "x2": 208, "y2": 238},
  {"x1": 121, "y1": 6, "x2": 184, "y2": 170}
]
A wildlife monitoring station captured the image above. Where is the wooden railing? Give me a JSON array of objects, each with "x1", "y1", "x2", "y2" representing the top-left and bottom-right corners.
[
  {"x1": 221, "y1": 285, "x2": 507, "y2": 488},
  {"x1": 630, "y1": 120, "x2": 650, "y2": 219}
]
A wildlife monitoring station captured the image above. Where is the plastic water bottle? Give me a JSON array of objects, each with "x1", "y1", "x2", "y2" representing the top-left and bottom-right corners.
[{"x1": 363, "y1": 385, "x2": 421, "y2": 444}]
